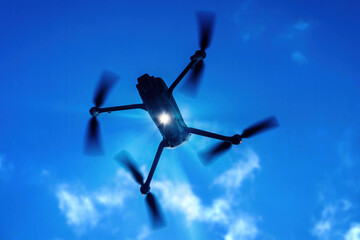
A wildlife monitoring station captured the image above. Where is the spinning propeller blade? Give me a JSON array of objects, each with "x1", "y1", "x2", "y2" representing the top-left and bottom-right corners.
[
  {"x1": 146, "y1": 192, "x2": 165, "y2": 228},
  {"x1": 84, "y1": 70, "x2": 119, "y2": 155},
  {"x1": 202, "y1": 116, "x2": 279, "y2": 164},
  {"x1": 183, "y1": 60, "x2": 204, "y2": 96},
  {"x1": 201, "y1": 141, "x2": 232, "y2": 165},
  {"x1": 84, "y1": 117, "x2": 103, "y2": 155},
  {"x1": 240, "y1": 116, "x2": 279, "y2": 139},
  {"x1": 116, "y1": 151, "x2": 144, "y2": 185},
  {"x1": 115, "y1": 151, "x2": 165, "y2": 228},
  {"x1": 93, "y1": 70, "x2": 119, "y2": 107},
  {"x1": 182, "y1": 12, "x2": 215, "y2": 96},
  {"x1": 197, "y1": 11, "x2": 215, "y2": 51}
]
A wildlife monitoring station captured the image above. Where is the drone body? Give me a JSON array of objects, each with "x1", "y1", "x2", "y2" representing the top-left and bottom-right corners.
[
  {"x1": 85, "y1": 12, "x2": 278, "y2": 228},
  {"x1": 136, "y1": 74, "x2": 190, "y2": 148}
]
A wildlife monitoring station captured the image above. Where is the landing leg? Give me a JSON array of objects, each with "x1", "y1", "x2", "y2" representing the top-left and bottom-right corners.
[{"x1": 141, "y1": 140, "x2": 166, "y2": 195}]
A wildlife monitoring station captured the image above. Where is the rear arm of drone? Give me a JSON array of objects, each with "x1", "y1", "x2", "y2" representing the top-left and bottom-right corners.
[
  {"x1": 89, "y1": 104, "x2": 146, "y2": 117},
  {"x1": 186, "y1": 127, "x2": 241, "y2": 145},
  {"x1": 168, "y1": 50, "x2": 206, "y2": 94},
  {"x1": 141, "y1": 140, "x2": 166, "y2": 194}
]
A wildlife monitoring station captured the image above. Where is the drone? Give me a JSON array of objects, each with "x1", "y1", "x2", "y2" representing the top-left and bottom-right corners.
[{"x1": 85, "y1": 12, "x2": 278, "y2": 228}]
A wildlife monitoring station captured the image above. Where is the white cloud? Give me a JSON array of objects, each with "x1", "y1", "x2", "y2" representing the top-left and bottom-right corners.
[
  {"x1": 284, "y1": 20, "x2": 311, "y2": 39},
  {"x1": 214, "y1": 150, "x2": 260, "y2": 189},
  {"x1": 242, "y1": 33, "x2": 251, "y2": 42},
  {"x1": 313, "y1": 220, "x2": 332, "y2": 237},
  {"x1": 0, "y1": 154, "x2": 14, "y2": 181},
  {"x1": 232, "y1": 1, "x2": 267, "y2": 41},
  {"x1": 135, "y1": 225, "x2": 151, "y2": 240},
  {"x1": 293, "y1": 21, "x2": 310, "y2": 31},
  {"x1": 153, "y1": 179, "x2": 260, "y2": 239},
  {"x1": 312, "y1": 203, "x2": 336, "y2": 239},
  {"x1": 153, "y1": 150, "x2": 260, "y2": 225},
  {"x1": 345, "y1": 223, "x2": 360, "y2": 240},
  {"x1": 225, "y1": 217, "x2": 258, "y2": 240},
  {"x1": 312, "y1": 200, "x2": 354, "y2": 240},
  {"x1": 94, "y1": 188, "x2": 127, "y2": 207},
  {"x1": 56, "y1": 186, "x2": 99, "y2": 228},
  {"x1": 41, "y1": 169, "x2": 49, "y2": 176},
  {"x1": 153, "y1": 180, "x2": 230, "y2": 224},
  {"x1": 55, "y1": 150, "x2": 261, "y2": 239},
  {"x1": 341, "y1": 200, "x2": 352, "y2": 211},
  {"x1": 152, "y1": 150, "x2": 262, "y2": 239},
  {"x1": 292, "y1": 51, "x2": 306, "y2": 64},
  {"x1": 55, "y1": 168, "x2": 133, "y2": 230},
  {"x1": 337, "y1": 139, "x2": 355, "y2": 167},
  {"x1": 203, "y1": 198, "x2": 231, "y2": 224}
]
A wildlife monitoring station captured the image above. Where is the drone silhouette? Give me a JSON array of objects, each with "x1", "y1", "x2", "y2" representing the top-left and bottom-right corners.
[{"x1": 85, "y1": 12, "x2": 278, "y2": 228}]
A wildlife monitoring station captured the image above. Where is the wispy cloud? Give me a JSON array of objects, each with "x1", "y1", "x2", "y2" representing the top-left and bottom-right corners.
[
  {"x1": 153, "y1": 180, "x2": 231, "y2": 224},
  {"x1": 345, "y1": 223, "x2": 360, "y2": 240},
  {"x1": 312, "y1": 203, "x2": 337, "y2": 239},
  {"x1": 153, "y1": 180, "x2": 259, "y2": 239},
  {"x1": 41, "y1": 169, "x2": 50, "y2": 176},
  {"x1": 55, "y1": 150, "x2": 262, "y2": 239},
  {"x1": 135, "y1": 225, "x2": 151, "y2": 240},
  {"x1": 313, "y1": 135, "x2": 359, "y2": 240},
  {"x1": 153, "y1": 150, "x2": 261, "y2": 239},
  {"x1": 313, "y1": 218, "x2": 332, "y2": 238},
  {"x1": 0, "y1": 154, "x2": 14, "y2": 181},
  {"x1": 292, "y1": 51, "x2": 306, "y2": 64},
  {"x1": 242, "y1": 33, "x2": 251, "y2": 42},
  {"x1": 225, "y1": 216, "x2": 258, "y2": 240},
  {"x1": 312, "y1": 199, "x2": 354, "y2": 240},
  {"x1": 293, "y1": 21, "x2": 310, "y2": 31},
  {"x1": 56, "y1": 186, "x2": 100, "y2": 228},
  {"x1": 337, "y1": 138, "x2": 356, "y2": 167},
  {"x1": 214, "y1": 149, "x2": 260, "y2": 190},
  {"x1": 231, "y1": 0, "x2": 270, "y2": 43},
  {"x1": 284, "y1": 20, "x2": 311, "y2": 39},
  {"x1": 55, "y1": 168, "x2": 133, "y2": 231}
]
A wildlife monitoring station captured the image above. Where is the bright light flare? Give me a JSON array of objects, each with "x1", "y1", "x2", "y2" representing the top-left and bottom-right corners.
[{"x1": 159, "y1": 112, "x2": 171, "y2": 125}]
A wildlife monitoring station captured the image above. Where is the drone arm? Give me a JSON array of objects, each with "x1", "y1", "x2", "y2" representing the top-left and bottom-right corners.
[
  {"x1": 168, "y1": 50, "x2": 206, "y2": 94},
  {"x1": 168, "y1": 60, "x2": 197, "y2": 94},
  {"x1": 186, "y1": 127, "x2": 239, "y2": 144},
  {"x1": 90, "y1": 104, "x2": 146, "y2": 116},
  {"x1": 143, "y1": 140, "x2": 166, "y2": 188}
]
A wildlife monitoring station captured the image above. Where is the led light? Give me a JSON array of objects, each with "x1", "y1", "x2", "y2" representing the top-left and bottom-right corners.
[{"x1": 159, "y1": 112, "x2": 171, "y2": 125}]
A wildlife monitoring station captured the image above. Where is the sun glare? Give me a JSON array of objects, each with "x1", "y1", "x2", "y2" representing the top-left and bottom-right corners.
[{"x1": 159, "y1": 112, "x2": 171, "y2": 125}]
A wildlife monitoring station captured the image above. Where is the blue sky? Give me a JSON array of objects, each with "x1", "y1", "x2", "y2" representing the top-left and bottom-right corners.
[{"x1": 1, "y1": 0, "x2": 359, "y2": 239}]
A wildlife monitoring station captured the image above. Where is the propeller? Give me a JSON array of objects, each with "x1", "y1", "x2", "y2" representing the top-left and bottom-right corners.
[
  {"x1": 183, "y1": 60, "x2": 205, "y2": 97},
  {"x1": 202, "y1": 116, "x2": 279, "y2": 164},
  {"x1": 183, "y1": 11, "x2": 215, "y2": 96},
  {"x1": 115, "y1": 151, "x2": 165, "y2": 228},
  {"x1": 198, "y1": 11, "x2": 216, "y2": 51},
  {"x1": 84, "y1": 70, "x2": 119, "y2": 155}
]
